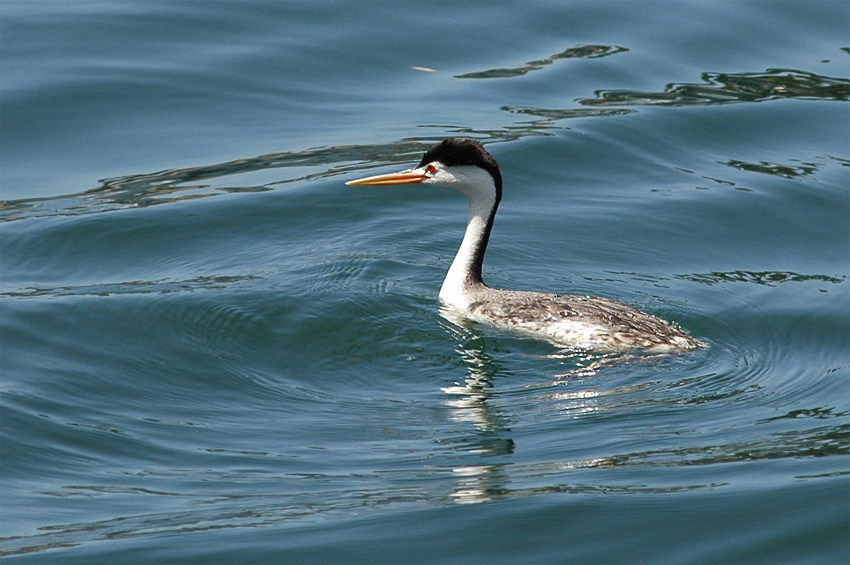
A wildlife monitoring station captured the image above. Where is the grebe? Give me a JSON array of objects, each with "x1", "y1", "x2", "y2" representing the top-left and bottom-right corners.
[{"x1": 346, "y1": 138, "x2": 704, "y2": 353}]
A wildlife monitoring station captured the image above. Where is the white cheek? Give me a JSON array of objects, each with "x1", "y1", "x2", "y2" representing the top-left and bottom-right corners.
[
  {"x1": 426, "y1": 166, "x2": 493, "y2": 194},
  {"x1": 432, "y1": 169, "x2": 458, "y2": 184}
]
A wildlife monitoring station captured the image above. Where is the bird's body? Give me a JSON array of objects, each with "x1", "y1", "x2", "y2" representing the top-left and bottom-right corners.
[
  {"x1": 347, "y1": 138, "x2": 704, "y2": 354},
  {"x1": 449, "y1": 287, "x2": 701, "y2": 353}
]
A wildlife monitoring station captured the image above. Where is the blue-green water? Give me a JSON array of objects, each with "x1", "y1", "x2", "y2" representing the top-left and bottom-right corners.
[{"x1": 2, "y1": 1, "x2": 848, "y2": 562}]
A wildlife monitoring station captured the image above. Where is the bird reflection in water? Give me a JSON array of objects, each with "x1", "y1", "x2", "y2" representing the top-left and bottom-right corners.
[{"x1": 437, "y1": 314, "x2": 614, "y2": 504}]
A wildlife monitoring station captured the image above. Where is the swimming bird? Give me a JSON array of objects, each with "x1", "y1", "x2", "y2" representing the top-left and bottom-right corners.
[{"x1": 346, "y1": 138, "x2": 703, "y2": 354}]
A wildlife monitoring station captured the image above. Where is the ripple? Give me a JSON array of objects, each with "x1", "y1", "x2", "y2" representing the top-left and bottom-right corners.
[
  {"x1": 0, "y1": 142, "x2": 432, "y2": 222},
  {"x1": 677, "y1": 270, "x2": 846, "y2": 287},
  {"x1": 1, "y1": 274, "x2": 259, "y2": 299},
  {"x1": 501, "y1": 106, "x2": 635, "y2": 120},
  {"x1": 0, "y1": 135, "x2": 514, "y2": 223},
  {"x1": 455, "y1": 44, "x2": 629, "y2": 79},
  {"x1": 723, "y1": 158, "x2": 821, "y2": 179},
  {"x1": 579, "y1": 68, "x2": 850, "y2": 107},
  {"x1": 0, "y1": 483, "x2": 433, "y2": 557}
]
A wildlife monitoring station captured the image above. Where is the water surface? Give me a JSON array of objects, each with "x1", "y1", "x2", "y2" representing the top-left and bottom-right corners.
[{"x1": 2, "y1": 1, "x2": 848, "y2": 562}]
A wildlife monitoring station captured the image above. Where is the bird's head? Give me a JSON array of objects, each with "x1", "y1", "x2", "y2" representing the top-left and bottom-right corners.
[{"x1": 346, "y1": 138, "x2": 502, "y2": 205}]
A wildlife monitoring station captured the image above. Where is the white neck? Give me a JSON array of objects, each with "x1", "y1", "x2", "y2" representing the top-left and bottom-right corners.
[{"x1": 437, "y1": 168, "x2": 498, "y2": 309}]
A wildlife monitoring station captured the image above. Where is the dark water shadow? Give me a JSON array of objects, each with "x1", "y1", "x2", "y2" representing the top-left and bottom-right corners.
[
  {"x1": 455, "y1": 44, "x2": 628, "y2": 79},
  {"x1": 580, "y1": 68, "x2": 850, "y2": 107},
  {"x1": 0, "y1": 274, "x2": 260, "y2": 299},
  {"x1": 0, "y1": 141, "x2": 441, "y2": 222},
  {"x1": 493, "y1": 67, "x2": 849, "y2": 128},
  {"x1": 677, "y1": 270, "x2": 846, "y2": 287}
]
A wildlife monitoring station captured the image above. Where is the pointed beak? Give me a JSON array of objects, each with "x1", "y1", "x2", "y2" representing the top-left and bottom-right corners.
[{"x1": 345, "y1": 169, "x2": 428, "y2": 186}]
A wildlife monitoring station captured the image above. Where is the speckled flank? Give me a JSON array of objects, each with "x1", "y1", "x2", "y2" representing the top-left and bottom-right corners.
[{"x1": 461, "y1": 285, "x2": 705, "y2": 353}]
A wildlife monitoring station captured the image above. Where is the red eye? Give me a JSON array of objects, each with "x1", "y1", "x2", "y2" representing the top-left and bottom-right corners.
[{"x1": 426, "y1": 164, "x2": 437, "y2": 174}]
